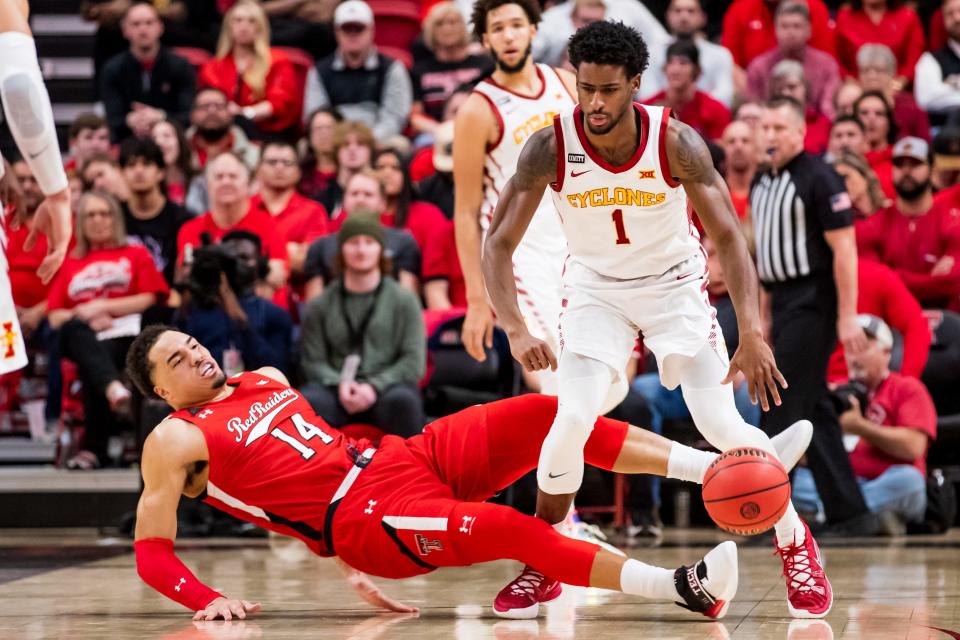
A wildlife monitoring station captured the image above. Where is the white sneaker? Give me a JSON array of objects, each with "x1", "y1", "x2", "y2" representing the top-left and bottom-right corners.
[
  {"x1": 673, "y1": 541, "x2": 739, "y2": 620},
  {"x1": 772, "y1": 420, "x2": 813, "y2": 472}
]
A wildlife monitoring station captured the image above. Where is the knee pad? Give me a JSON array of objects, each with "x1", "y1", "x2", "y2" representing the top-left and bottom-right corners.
[
  {"x1": 0, "y1": 32, "x2": 67, "y2": 195},
  {"x1": 600, "y1": 375, "x2": 628, "y2": 415},
  {"x1": 537, "y1": 406, "x2": 595, "y2": 494}
]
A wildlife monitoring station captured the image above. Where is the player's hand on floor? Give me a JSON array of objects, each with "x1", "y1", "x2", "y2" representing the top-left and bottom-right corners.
[
  {"x1": 723, "y1": 332, "x2": 786, "y2": 412},
  {"x1": 346, "y1": 571, "x2": 420, "y2": 614},
  {"x1": 193, "y1": 597, "x2": 262, "y2": 621},
  {"x1": 462, "y1": 301, "x2": 495, "y2": 361},
  {"x1": 508, "y1": 330, "x2": 557, "y2": 372}
]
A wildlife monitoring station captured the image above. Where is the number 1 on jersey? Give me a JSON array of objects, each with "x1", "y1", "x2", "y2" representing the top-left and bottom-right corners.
[{"x1": 612, "y1": 209, "x2": 631, "y2": 245}]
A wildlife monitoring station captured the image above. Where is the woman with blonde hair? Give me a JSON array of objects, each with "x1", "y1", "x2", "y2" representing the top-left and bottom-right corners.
[
  {"x1": 831, "y1": 150, "x2": 890, "y2": 218},
  {"x1": 410, "y1": 1, "x2": 492, "y2": 137},
  {"x1": 198, "y1": 0, "x2": 301, "y2": 140},
  {"x1": 47, "y1": 191, "x2": 169, "y2": 469}
]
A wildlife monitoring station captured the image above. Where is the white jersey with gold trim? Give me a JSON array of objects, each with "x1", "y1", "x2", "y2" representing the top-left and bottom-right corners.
[{"x1": 549, "y1": 103, "x2": 701, "y2": 280}]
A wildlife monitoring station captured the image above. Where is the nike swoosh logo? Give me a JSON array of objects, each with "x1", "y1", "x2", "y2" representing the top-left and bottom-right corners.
[
  {"x1": 28, "y1": 144, "x2": 48, "y2": 160},
  {"x1": 244, "y1": 396, "x2": 298, "y2": 446},
  {"x1": 548, "y1": 471, "x2": 570, "y2": 479},
  {"x1": 570, "y1": 170, "x2": 590, "y2": 178}
]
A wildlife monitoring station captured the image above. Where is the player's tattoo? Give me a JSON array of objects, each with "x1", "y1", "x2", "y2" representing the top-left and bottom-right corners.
[
  {"x1": 511, "y1": 127, "x2": 557, "y2": 191},
  {"x1": 670, "y1": 121, "x2": 717, "y2": 186}
]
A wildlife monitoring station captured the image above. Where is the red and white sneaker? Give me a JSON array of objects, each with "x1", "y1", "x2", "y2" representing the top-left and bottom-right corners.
[
  {"x1": 492, "y1": 565, "x2": 562, "y2": 619},
  {"x1": 775, "y1": 521, "x2": 833, "y2": 618}
]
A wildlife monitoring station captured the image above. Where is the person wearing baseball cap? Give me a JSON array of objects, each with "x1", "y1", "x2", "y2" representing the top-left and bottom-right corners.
[
  {"x1": 791, "y1": 311, "x2": 937, "y2": 534},
  {"x1": 300, "y1": 207, "x2": 426, "y2": 439},
  {"x1": 302, "y1": 0, "x2": 413, "y2": 146},
  {"x1": 857, "y1": 135, "x2": 960, "y2": 309}
]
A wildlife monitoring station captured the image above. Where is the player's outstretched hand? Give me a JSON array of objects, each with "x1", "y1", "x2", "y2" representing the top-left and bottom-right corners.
[
  {"x1": 24, "y1": 188, "x2": 72, "y2": 285},
  {"x1": 193, "y1": 597, "x2": 262, "y2": 621},
  {"x1": 508, "y1": 330, "x2": 557, "y2": 372},
  {"x1": 462, "y1": 300, "x2": 495, "y2": 362},
  {"x1": 723, "y1": 332, "x2": 787, "y2": 412},
  {"x1": 345, "y1": 570, "x2": 420, "y2": 614}
]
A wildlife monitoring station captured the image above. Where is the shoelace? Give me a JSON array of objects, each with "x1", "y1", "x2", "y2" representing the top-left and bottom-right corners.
[
  {"x1": 775, "y1": 543, "x2": 822, "y2": 595},
  {"x1": 509, "y1": 569, "x2": 547, "y2": 597}
]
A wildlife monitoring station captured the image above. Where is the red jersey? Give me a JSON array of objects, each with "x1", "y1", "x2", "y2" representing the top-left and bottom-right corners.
[
  {"x1": 848, "y1": 372, "x2": 937, "y2": 480},
  {"x1": 864, "y1": 148, "x2": 895, "y2": 199},
  {"x1": 720, "y1": 0, "x2": 835, "y2": 69},
  {"x1": 804, "y1": 108, "x2": 831, "y2": 155},
  {"x1": 169, "y1": 371, "x2": 366, "y2": 556},
  {"x1": 47, "y1": 244, "x2": 169, "y2": 311},
  {"x1": 835, "y1": 6, "x2": 925, "y2": 80},
  {"x1": 176, "y1": 206, "x2": 288, "y2": 265},
  {"x1": 5, "y1": 218, "x2": 49, "y2": 309},
  {"x1": 934, "y1": 184, "x2": 960, "y2": 210},
  {"x1": 643, "y1": 90, "x2": 730, "y2": 142},
  {"x1": 249, "y1": 191, "x2": 330, "y2": 246},
  {"x1": 197, "y1": 49, "x2": 301, "y2": 133},
  {"x1": 856, "y1": 199, "x2": 960, "y2": 309}
]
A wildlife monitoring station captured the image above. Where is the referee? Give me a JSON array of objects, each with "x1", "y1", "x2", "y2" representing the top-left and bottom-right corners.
[{"x1": 751, "y1": 97, "x2": 873, "y2": 530}]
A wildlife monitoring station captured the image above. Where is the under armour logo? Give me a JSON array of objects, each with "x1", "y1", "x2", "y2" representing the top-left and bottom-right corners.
[
  {"x1": 364, "y1": 500, "x2": 377, "y2": 515},
  {"x1": 256, "y1": 380, "x2": 270, "y2": 385},
  {"x1": 459, "y1": 515, "x2": 476, "y2": 535},
  {"x1": 198, "y1": 409, "x2": 213, "y2": 419},
  {"x1": 174, "y1": 577, "x2": 186, "y2": 592}
]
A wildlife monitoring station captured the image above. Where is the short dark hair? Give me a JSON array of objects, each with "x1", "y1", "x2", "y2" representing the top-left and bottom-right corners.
[
  {"x1": 853, "y1": 90, "x2": 898, "y2": 145},
  {"x1": 68, "y1": 113, "x2": 107, "y2": 139},
  {"x1": 260, "y1": 140, "x2": 299, "y2": 160},
  {"x1": 119, "y1": 137, "x2": 166, "y2": 169},
  {"x1": 471, "y1": 0, "x2": 541, "y2": 41},
  {"x1": 222, "y1": 229, "x2": 263, "y2": 254},
  {"x1": 832, "y1": 114, "x2": 865, "y2": 133},
  {"x1": 765, "y1": 95, "x2": 805, "y2": 120},
  {"x1": 193, "y1": 87, "x2": 229, "y2": 105},
  {"x1": 568, "y1": 21, "x2": 650, "y2": 79},
  {"x1": 776, "y1": 1, "x2": 810, "y2": 22},
  {"x1": 126, "y1": 324, "x2": 175, "y2": 399},
  {"x1": 665, "y1": 36, "x2": 700, "y2": 68}
]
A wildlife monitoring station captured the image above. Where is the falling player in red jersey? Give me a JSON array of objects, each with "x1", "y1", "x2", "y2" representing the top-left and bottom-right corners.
[{"x1": 122, "y1": 325, "x2": 816, "y2": 621}]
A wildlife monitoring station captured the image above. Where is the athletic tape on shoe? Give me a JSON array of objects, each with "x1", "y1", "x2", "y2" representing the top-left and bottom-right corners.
[{"x1": 0, "y1": 32, "x2": 68, "y2": 195}]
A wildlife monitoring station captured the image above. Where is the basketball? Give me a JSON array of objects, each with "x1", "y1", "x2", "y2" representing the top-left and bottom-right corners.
[{"x1": 702, "y1": 448, "x2": 791, "y2": 535}]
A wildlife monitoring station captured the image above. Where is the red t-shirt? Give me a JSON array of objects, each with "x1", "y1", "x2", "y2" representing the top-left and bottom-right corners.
[
  {"x1": 893, "y1": 92, "x2": 931, "y2": 142},
  {"x1": 729, "y1": 190, "x2": 749, "y2": 221},
  {"x1": 409, "y1": 147, "x2": 436, "y2": 183},
  {"x1": 176, "y1": 206, "x2": 288, "y2": 265},
  {"x1": 865, "y1": 147, "x2": 895, "y2": 199},
  {"x1": 720, "y1": 0, "x2": 835, "y2": 69},
  {"x1": 827, "y1": 259, "x2": 931, "y2": 381},
  {"x1": 644, "y1": 90, "x2": 731, "y2": 142},
  {"x1": 935, "y1": 184, "x2": 960, "y2": 210},
  {"x1": 380, "y1": 201, "x2": 448, "y2": 272},
  {"x1": 856, "y1": 199, "x2": 960, "y2": 309},
  {"x1": 5, "y1": 217, "x2": 49, "y2": 309},
  {"x1": 198, "y1": 49, "x2": 301, "y2": 133},
  {"x1": 47, "y1": 244, "x2": 169, "y2": 311},
  {"x1": 930, "y1": 8, "x2": 948, "y2": 51},
  {"x1": 835, "y1": 6, "x2": 926, "y2": 80},
  {"x1": 422, "y1": 218, "x2": 465, "y2": 307},
  {"x1": 804, "y1": 108, "x2": 831, "y2": 155},
  {"x1": 848, "y1": 372, "x2": 937, "y2": 480},
  {"x1": 250, "y1": 192, "x2": 330, "y2": 246}
]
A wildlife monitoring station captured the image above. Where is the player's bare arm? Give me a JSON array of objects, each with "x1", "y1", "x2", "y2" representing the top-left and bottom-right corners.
[
  {"x1": 666, "y1": 119, "x2": 786, "y2": 411},
  {"x1": 453, "y1": 94, "x2": 499, "y2": 362},
  {"x1": 136, "y1": 418, "x2": 263, "y2": 621},
  {"x1": 482, "y1": 126, "x2": 558, "y2": 373}
]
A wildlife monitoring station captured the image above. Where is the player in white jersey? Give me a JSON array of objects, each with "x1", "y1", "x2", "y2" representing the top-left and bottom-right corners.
[
  {"x1": 0, "y1": 0, "x2": 73, "y2": 374},
  {"x1": 453, "y1": 0, "x2": 576, "y2": 394},
  {"x1": 483, "y1": 22, "x2": 832, "y2": 620}
]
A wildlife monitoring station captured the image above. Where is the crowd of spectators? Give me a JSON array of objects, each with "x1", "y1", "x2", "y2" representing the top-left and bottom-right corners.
[{"x1": 4, "y1": 0, "x2": 960, "y2": 538}]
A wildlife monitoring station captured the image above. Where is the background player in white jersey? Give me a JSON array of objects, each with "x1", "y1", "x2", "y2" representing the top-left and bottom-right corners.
[
  {"x1": 483, "y1": 21, "x2": 831, "y2": 620},
  {"x1": 0, "y1": 0, "x2": 73, "y2": 374},
  {"x1": 452, "y1": 0, "x2": 576, "y2": 394}
]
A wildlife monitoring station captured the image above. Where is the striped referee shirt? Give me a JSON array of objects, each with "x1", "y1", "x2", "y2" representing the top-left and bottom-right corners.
[{"x1": 750, "y1": 152, "x2": 854, "y2": 284}]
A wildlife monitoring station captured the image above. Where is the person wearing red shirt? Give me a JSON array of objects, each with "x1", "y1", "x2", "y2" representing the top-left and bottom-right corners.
[
  {"x1": 855, "y1": 91, "x2": 897, "y2": 199},
  {"x1": 835, "y1": 0, "x2": 925, "y2": 82},
  {"x1": 251, "y1": 141, "x2": 330, "y2": 278},
  {"x1": 721, "y1": 0, "x2": 835, "y2": 70},
  {"x1": 47, "y1": 191, "x2": 170, "y2": 469},
  {"x1": 857, "y1": 137, "x2": 960, "y2": 311},
  {"x1": 643, "y1": 39, "x2": 730, "y2": 142},
  {"x1": 720, "y1": 121, "x2": 757, "y2": 222},
  {"x1": 794, "y1": 315, "x2": 935, "y2": 532},
  {"x1": 827, "y1": 259, "x2": 931, "y2": 382},
  {"x1": 177, "y1": 153, "x2": 288, "y2": 292},
  {"x1": 198, "y1": 0, "x2": 301, "y2": 139},
  {"x1": 298, "y1": 108, "x2": 342, "y2": 203},
  {"x1": 857, "y1": 44, "x2": 930, "y2": 142},
  {"x1": 769, "y1": 59, "x2": 831, "y2": 154}
]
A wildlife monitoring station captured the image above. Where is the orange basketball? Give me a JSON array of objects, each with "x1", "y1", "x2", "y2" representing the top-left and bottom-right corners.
[{"x1": 702, "y1": 448, "x2": 791, "y2": 535}]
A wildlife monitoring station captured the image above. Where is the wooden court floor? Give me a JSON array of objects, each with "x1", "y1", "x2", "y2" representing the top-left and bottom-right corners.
[{"x1": 1, "y1": 529, "x2": 959, "y2": 640}]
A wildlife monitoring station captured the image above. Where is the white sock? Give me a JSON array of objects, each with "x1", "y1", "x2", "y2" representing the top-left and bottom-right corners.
[
  {"x1": 666, "y1": 442, "x2": 717, "y2": 484},
  {"x1": 619, "y1": 558, "x2": 678, "y2": 600},
  {"x1": 774, "y1": 504, "x2": 806, "y2": 548}
]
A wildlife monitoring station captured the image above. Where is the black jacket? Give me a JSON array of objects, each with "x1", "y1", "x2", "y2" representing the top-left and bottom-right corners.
[{"x1": 100, "y1": 46, "x2": 196, "y2": 142}]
